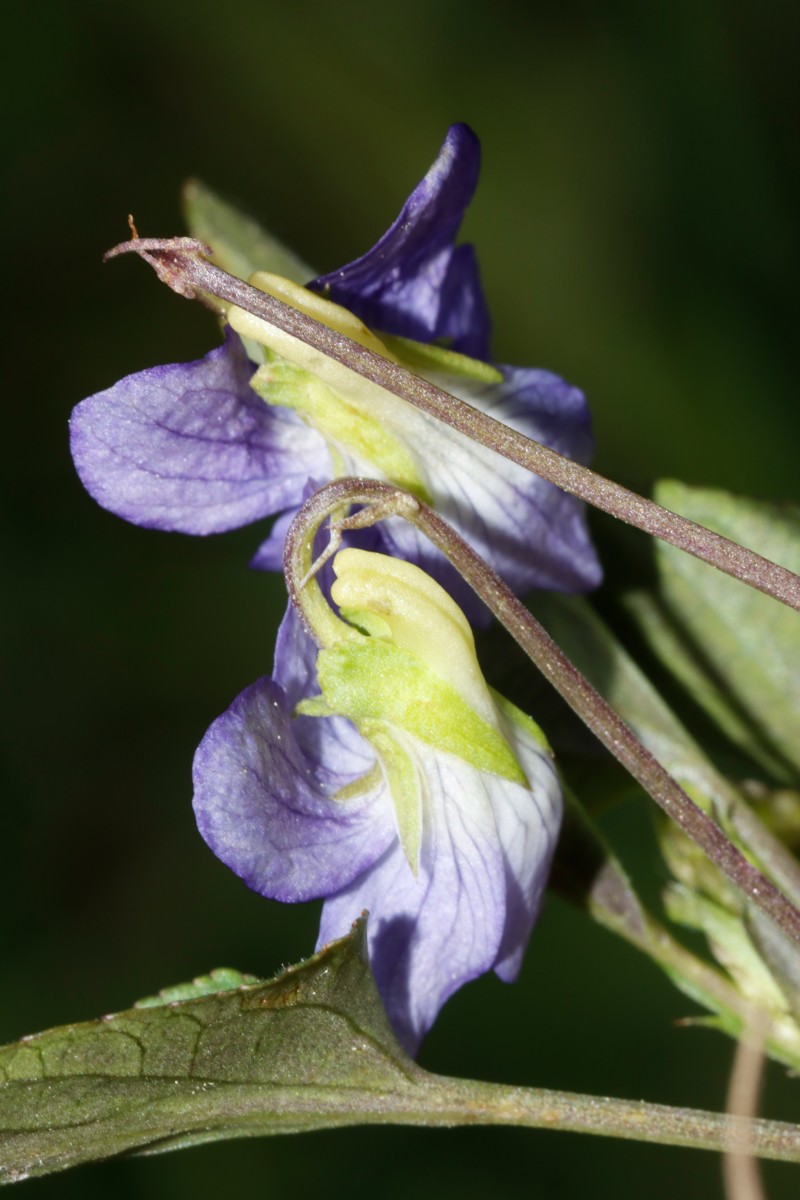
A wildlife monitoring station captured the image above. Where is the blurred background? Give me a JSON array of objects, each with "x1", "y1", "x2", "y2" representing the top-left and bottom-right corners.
[{"x1": 2, "y1": 1, "x2": 798, "y2": 1196}]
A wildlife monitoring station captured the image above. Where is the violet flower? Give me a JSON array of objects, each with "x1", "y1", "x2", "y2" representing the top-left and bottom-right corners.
[
  {"x1": 71, "y1": 124, "x2": 600, "y2": 598},
  {"x1": 308, "y1": 124, "x2": 490, "y2": 359},
  {"x1": 192, "y1": 549, "x2": 562, "y2": 1052}
]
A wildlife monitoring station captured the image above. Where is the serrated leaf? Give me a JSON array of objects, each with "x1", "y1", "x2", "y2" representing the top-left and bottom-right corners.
[
  {"x1": 634, "y1": 482, "x2": 800, "y2": 784},
  {"x1": 3, "y1": 926, "x2": 800, "y2": 1179},
  {"x1": 182, "y1": 179, "x2": 315, "y2": 285},
  {"x1": 0, "y1": 921, "x2": 424, "y2": 1183}
]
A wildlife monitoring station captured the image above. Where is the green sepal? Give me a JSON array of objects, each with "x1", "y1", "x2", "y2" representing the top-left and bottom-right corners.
[
  {"x1": 293, "y1": 698, "x2": 428, "y2": 869},
  {"x1": 182, "y1": 179, "x2": 315, "y2": 285},
  {"x1": 380, "y1": 333, "x2": 503, "y2": 384},
  {"x1": 251, "y1": 358, "x2": 430, "y2": 500},
  {"x1": 365, "y1": 723, "x2": 422, "y2": 873},
  {"x1": 493, "y1": 690, "x2": 552, "y2": 753},
  {"x1": 315, "y1": 639, "x2": 526, "y2": 784}
]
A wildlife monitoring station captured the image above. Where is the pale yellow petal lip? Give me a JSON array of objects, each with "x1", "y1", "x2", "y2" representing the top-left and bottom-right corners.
[{"x1": 330, "y1": 547, "x2": 498, "y2": 732}]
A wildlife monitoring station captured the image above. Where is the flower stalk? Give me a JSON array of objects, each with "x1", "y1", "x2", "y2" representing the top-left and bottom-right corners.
[
  {"x1": 396, "y1": 1074, "x2": 800, "y2": 1163},
  {"x1": 106, "y1": 235, "x2": 800, "y2": 612}
]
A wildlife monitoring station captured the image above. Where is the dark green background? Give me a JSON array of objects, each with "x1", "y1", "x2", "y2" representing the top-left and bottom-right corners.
[{"x1": 3, "y1": 1, "x2": 798, "y2": 1196}]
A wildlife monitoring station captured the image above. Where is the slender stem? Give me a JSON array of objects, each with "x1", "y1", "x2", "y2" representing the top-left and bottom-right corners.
[
  {"x1": 4, "y1": 1076, "x2": 800, "y2": 1179},
  {"x1": 722, "y1": 1012, "x2": 769, "y2": 1200},
  {"x1": 285, "y1": 479, "x2": 800, "y2": 949},
  {"x1": 406, "y1": 1073, "x2": 800, "y2": 1164},
  {"x1": 106, "y1": 237, "x2": 800, "y2": 612}
]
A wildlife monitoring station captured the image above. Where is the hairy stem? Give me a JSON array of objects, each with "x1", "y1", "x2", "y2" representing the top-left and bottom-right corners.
[
  {"x1": 406, "y1": 1073, "x2": 800, "y2": 1164},
  {"x1": 105, "y1": 236, "x2": 800, "y2": 612}
]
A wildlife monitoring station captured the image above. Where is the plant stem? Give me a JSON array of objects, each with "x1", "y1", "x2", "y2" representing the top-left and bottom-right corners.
[
  {"x1": 106, "y1": 236, "x2": 800, "y2": 612},
  {"x1": 285, "y1": 479, "x2": 800, "y2": 950},
  {"x1": 405, "y1": 1073, "x2": 800, "y2": 1163}
]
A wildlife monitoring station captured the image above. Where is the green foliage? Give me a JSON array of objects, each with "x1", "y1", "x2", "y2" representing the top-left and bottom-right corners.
[
  {"x1": 628, "y1": 483, "x2": 800, "y2": 784},
  {"x1": 182, "y1": 179, "x2": 315, "y2": 284},
  {"x1": 528, "y1": 591, "x2": 733, "y2": 809},
  {"x1": 0, "y1": 923, "x2": 420, "y2": 1184}
]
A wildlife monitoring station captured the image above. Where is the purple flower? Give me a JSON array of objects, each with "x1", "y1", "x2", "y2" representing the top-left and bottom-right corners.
[
  {"x1": 192, "y1": 549, "x2": 562, "y2": 1053},
  {"x1": 309, "y1": 123, "x2": 490, "y2": 359},
  {"x1": 70, "y1": 332, "x2": 329, "y2": 536},
  {"x1": 71, "y1": 124, "x2": 601, "y2": 599}
]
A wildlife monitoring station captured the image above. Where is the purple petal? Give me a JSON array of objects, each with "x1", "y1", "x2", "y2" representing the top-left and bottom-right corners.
[
  {"x1": 272, "y1": 600, "x2": 320, "y2": 709},
  {"x1": 309, "y1": 124, "x2": 491, "y2": 359},
  {"x1": 70, "y1": 333, "x2": 330, "y2": 534},
  {"x1": 318, "y1": 742, "x2": 537, "y2": 1054},
  {"x1": 192, "y1": 675, "x2": 392, "y2": 903}
]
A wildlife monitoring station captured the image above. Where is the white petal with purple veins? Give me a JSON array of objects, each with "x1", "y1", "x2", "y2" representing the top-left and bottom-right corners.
[{"x1": 318, "y1": 720, "x2": 561, "y2": 1053}]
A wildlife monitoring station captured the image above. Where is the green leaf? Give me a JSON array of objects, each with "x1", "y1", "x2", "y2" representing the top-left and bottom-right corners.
[
  {"x1": 551, "y1": 788, "x2": 649, "y2": 943},
  {"x1": 630, "y1": 482, "x2": 800, "y2": 784},
  {"x1": 182, "y1": 179, "x2": 315, "y2": 284},
  {"x1": 528, "y1": 592, "x2": 800, "y2": 909},
  {"x1": 4, "y1": 921, "x2": 800, "y2": 1177},
  {"x1": 528, "y1": 593, "x2": 732, "y2": 806},
  {"x1": 0, "y1": 922, "x2": 422, "y2": 1183},
  {"x1": 746, "y1": 905, "x2": 800, "y2": 1021},
  {"x1": 663, "y1": 883, "x2": 789, "y2": 1011}
]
